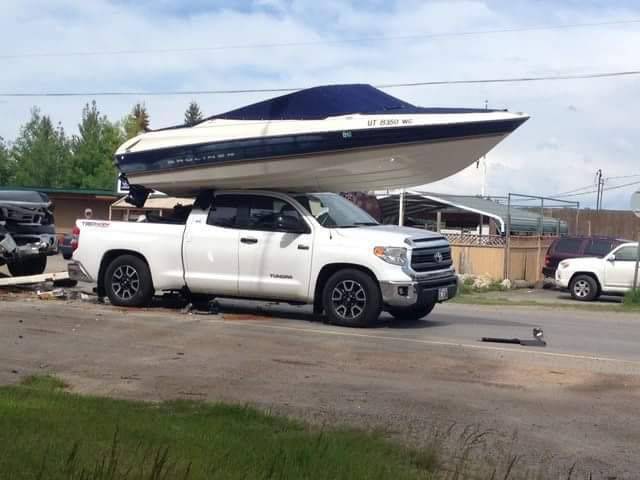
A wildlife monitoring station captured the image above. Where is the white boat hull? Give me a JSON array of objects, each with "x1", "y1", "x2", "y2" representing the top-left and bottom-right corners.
[{"x1": 127, "y1": 133, "x2": 509, "y2": 194}]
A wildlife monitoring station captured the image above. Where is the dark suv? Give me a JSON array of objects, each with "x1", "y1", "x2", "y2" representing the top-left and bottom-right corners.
[{"x1": 542, "y1": 236, "x2": 628, "y2": 278}]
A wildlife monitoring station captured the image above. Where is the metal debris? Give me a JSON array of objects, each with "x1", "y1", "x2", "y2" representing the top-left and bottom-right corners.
[{"x1": 481, "y1": 328, "x2": 547, "y2": 347}]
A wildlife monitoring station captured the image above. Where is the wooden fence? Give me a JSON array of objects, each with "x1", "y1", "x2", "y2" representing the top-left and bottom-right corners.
[{"x1": 447, "y1": 234, "x2": 556, "y2": 283}]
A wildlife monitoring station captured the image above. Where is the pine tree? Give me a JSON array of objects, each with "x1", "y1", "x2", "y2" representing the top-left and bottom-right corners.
[
  {"x1": 69, "y1": 101, "x2": 125, "y2": 190},
  {"x1": 0, "y1": 137, "x2": 14, "y2": 185},
  {"x1": 124, "y1": 103, "x2": 150, "y2": 139},
  {"x1": 10, "y1": 108, "x2": 71, "y2": 188},
  {"x1": 184, "y1": 101, "x2": 203, "y2": 126}
]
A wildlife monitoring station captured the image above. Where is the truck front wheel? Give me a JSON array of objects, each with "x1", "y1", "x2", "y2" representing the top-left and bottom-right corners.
[
  {"x1": 322, "y1": 268, "x2": 382, "y2": 327},
  {"x1": 104, "y1": 255, "x2": 154, "y2": 307},
  {"x1": 8, "y1": 254, "x2": 47, "y2": 277},
  {"x1": 569, "y1": 274, "x2": 599, "y2": 302},
  {"x1": 388, "y1": 303, "x2": 436, "y2": 322}
]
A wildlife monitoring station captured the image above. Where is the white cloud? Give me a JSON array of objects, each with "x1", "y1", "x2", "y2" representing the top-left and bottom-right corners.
[{"x1": 1, "y1": 0, "x2": 640, "y2": 207}]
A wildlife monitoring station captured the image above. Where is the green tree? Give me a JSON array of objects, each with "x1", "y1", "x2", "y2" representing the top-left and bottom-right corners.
[
  {"x1": 184, "y1": 101, "x2": 203, "y2": 126},
  {"x1": 0, "y1": 137, "x2": 14, "y2": 185},
  {"x1": 124, "y1": 102, "x2": 150, "y2": 139},
  {"x1": 10, "y1": 108, "x2": 71, "y2": 188},
  {"x1": 69, "y1": 100, "x2": 125, "y2": 190}
]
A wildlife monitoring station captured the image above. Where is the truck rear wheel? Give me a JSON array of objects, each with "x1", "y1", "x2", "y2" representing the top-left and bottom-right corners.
[
  {"x1": 322, "y1": 268, "x2": 382, "y2": 327},
  {"x1": 388, "y1": 303, "x2": 436, "y2": 322},
  {"x1": 8, "y1": 254, "x2": 47, "y2": 277},
  {"x1": 104, "y1": 255, "x2": 154, "y2": 307}
]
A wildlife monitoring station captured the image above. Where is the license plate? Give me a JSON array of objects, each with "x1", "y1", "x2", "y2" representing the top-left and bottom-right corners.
[{"x1": 438, "y1": 287, "x2": 449, "y2": 301}]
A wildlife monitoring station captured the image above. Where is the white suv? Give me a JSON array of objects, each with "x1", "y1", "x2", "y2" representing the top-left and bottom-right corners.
[{"x1": 555, "y1": 242, "x2": 639, "y2": 301}]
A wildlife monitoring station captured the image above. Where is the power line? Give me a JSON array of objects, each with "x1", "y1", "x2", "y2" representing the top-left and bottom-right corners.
[
  {"x1": 2, "y1": 19, "x2": 639, "y2": 60},
  {"x1": 606, "y1": 173, "x2": 640, "y2": 181},
  {"x1": 552, "y1": 174, "x2": 640, "y2": 197},
  {"x1": 555, "y1": 179, "x2": 640, "y2": 198},
  {"x1": 1, "y1": 69, "x2": 639, "y2": 98},
  {"x1": 552, "y1": 184, "x2": 597, "y2": 196}
]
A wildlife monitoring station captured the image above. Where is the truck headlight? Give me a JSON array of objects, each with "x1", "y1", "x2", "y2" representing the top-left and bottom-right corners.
[{"x1": 373, "y1": 246, "x2": 407, "y2": 266}]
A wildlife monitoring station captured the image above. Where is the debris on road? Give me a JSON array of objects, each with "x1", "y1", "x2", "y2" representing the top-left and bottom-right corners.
[
  {"x1": 0, "y1": 271, "x2": 69, "y2": 287},
  {"x1": 36, "y1": 288, "x2": 67, "y2": 300},
  {"x1": 482, "y1": 327, "x2": 547, "y2": 347}
]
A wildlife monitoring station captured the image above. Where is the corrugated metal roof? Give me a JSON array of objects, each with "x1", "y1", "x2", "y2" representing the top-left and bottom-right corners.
[{"x1": 378, "y1": 190, "x2": 568, "y2": 235}]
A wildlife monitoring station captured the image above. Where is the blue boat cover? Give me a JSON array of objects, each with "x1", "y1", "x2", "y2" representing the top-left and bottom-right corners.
[{"x1": 211, "y1": 84, "x2": 493, "y2": 121}]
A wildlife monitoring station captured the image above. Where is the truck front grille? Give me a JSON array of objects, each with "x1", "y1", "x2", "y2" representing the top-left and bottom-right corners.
[{"x1": 411, "y1": 246, "x2": 452, "y2": 272}]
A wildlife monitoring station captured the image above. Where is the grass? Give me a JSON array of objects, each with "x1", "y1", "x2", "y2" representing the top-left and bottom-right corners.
[
  {"x1": 0, "y1": 376, "x2": 438, "y2": 480},
  {"x1": 0, "y1": 376, "x2": 582, "y2": 480},
  {"x1": 458, "y1": 277, "x2": 507, "y2": 296},
  {"x1": 453, "y1": 280, "x2": 640, "y2": 313},
  {"x1": 623, "y1": 288, "x2": 640, "y2": 308},
  {"x1": 452, "y1": 293, "x2": 640, "y2": 313}
]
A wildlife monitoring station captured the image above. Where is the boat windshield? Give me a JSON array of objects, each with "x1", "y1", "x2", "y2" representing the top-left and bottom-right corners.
[{"x1": 293, "y1": 193, "x2": 379, "y2": 228}]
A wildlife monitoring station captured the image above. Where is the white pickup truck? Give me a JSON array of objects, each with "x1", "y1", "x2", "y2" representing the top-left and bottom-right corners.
[
  {"x1": 555, "y1": 242, "x2": 639, "y2": 301},
  {"x1": 68, "y1": 190, "x2": 457, "y2": 326}
]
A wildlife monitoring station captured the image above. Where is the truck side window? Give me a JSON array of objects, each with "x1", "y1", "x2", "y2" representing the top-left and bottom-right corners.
[
  {"x1": 207, "y1": 196, "x2": 244, "y2": 228},
  {"x1": 246, "y1": 195, "x2": 305, "y2": 232},
  {"x1": 614, "y1": 246, "x2": 638, "y2": 261},
  {"x1": 585, "y1": 239, "x2": 613, "y2": 257},
  {"x1": 555, "y1": 238, "x2": 582, "y2": 254}
]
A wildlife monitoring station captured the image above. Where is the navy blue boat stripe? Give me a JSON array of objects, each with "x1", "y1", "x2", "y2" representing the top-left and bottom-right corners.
[{"x1": 117, "y1": 117, "x2": 527, "y2": 175}]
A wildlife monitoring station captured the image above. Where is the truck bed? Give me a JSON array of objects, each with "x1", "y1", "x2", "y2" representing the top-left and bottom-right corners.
[{"x1": 76, "y1": 220, "x2": 187, "y2": 291}]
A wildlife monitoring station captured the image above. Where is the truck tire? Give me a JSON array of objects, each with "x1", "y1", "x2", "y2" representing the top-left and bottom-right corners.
[
  {"x1": 104, "y1": 255, "x2": 154, "y2": 307},
  {"x1": 322, "y1": 268, "x2": 382, "y2": 327},
  {"x1": 8, "y1": 254, "x2": 47, "y2": 277},
  {"x1": 388, "y1": 303, "x2": 436, "y2": 322},
  {"x1": 569, "y1": 274, "x2": 599, "y2": 302}
]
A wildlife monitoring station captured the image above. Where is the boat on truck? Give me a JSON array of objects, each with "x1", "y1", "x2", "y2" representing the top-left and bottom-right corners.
[
  {"x1": 69, "y1": 190, "x2": 458, "y2": 327},
  {"x1": 115, "y1": 84, "x2": 528, "y2": 202}
]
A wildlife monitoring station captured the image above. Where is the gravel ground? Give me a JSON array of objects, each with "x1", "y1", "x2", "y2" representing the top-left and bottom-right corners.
[{"x1": 1, "y1": 292, "x2": 639, "y2": 478}]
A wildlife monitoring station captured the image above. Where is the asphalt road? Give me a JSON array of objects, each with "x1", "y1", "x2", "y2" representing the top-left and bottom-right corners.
[{"x1": 1, "y1": 293, "x2": 639, "y2": 478}]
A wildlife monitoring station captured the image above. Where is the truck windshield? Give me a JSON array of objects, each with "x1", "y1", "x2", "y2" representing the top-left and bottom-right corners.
[{"x1": 293, "y1": 193, "x2": 379, "y2": 228}]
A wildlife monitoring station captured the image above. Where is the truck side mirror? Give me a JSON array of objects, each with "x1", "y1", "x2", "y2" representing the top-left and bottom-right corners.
[
  {"x1": 276, "y1": 215, "x2": 308, "y2": 234},
  {"x1": 606, "y1": 254, "x2": 616, "y2": 262}
]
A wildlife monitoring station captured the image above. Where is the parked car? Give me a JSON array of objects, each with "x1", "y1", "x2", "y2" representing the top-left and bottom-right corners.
[
  {"x1": 59, "y1": 233, "x2": 74, "y2": 260},
  {"x1": 555, "y1": 242, "x2": 639, "y2": 301},
  {"x1": 68, "y1": 190, "x2": 458, "y2": 326},
  {"x1": 542, "y1": 236, "x2": 628, "y2": 279}
]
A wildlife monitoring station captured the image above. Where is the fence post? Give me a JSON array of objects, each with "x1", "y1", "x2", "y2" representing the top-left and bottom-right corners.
[
  {"x1": 398, "y1": 189, "x2": 405, "y2": 226},
  {"x1": 504, "y1": 194, "x2": 512, "y2": 281},
  {"x1": 436, "y1": 211, "x2": 442, "y2": 232}
]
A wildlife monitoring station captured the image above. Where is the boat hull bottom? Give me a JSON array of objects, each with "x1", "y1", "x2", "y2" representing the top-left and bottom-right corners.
[{"x1": 126, "y1": 134, "x2": 507, "y2": 195}]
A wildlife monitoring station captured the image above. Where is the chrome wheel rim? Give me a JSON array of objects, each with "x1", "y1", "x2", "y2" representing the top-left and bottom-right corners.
[
  {"x1": 331, "y1": 280, "x2": 367, "y2": 320},
  {"x1": 573, "y1": 280, "x2": 591, "y2": 298},
  {"x1": 111, "y1": 265, "x2": 140, "y2": 300}
]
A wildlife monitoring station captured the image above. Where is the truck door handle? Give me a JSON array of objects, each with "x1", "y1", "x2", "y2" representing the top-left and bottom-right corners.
[
  {"x1": 241, "y1": 237, "x2": 258, "y2": 244},
  {"x1": 297, "y1": 244, "x2": 309, "y2": 250}
]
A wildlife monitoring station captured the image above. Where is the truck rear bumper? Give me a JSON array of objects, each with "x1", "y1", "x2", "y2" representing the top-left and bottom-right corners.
[
  {"x1": 68, "y1": 261, "x2": 94, "y2": 283},
  {"x1": 380, "y1": 274, "x2": 458, "y2": 307}
]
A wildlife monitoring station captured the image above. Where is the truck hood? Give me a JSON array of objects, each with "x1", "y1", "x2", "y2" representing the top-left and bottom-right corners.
[{"x1": 331, "y1": 225, "x2": 446, "y2": 247}]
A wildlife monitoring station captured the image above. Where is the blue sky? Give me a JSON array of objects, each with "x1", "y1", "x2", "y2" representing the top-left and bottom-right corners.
[{"x1": 1, "y1": 0, "x2": 640, "y2": 208}]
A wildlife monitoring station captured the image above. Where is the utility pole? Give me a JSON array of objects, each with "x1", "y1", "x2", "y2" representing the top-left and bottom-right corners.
[{"x1": 595, "y1": 169, "x2": 605, "y2": 211}]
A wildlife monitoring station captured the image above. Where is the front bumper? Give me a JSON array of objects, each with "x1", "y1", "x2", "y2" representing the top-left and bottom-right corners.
[
  {"x1": 380, "y1": 273, "x2": 458, "y2": 307},
  {"x1": 68, "y1": 261, "x2": 94, "y2": 283},
  {"x1": 0, "y1": 232, "x2": 58, "y2": 260},
  {"x1": 555, "y1": 268, "x2": 570, "y2": 288}
]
